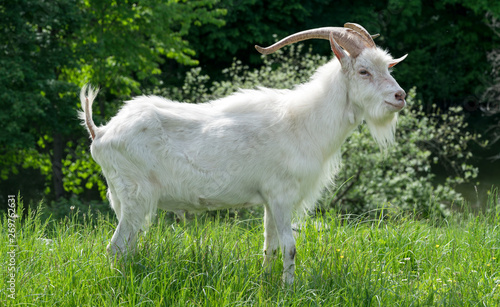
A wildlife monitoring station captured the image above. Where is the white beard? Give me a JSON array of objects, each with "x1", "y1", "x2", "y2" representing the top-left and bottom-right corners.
[{"x1": 365, "y1": 112, "x2": 398, "y2": 148}]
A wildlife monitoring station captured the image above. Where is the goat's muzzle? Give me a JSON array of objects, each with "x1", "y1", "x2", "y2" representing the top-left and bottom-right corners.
[{"x1": 385, "y1": 90, "x2": 406, "y2": 111}]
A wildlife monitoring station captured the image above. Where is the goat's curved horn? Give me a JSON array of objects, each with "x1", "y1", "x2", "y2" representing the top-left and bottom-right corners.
[
  {"x1": 255, "y1": 27, "x2": 343, "y2": 55},
  {"x1": 255, "y1": 25, "x2": 375, "y2": 58},
  {"x1": 344, "y1": 23, "x2": 376, "y2": 48}
]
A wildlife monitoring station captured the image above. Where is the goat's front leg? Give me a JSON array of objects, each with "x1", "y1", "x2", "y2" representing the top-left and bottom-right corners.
[
  {"x1": 268, "y1": 203, "x2": 296, "y2": 284},
  {"x1": 263, "y1": 205, "x2": 280, "y2": 272}
]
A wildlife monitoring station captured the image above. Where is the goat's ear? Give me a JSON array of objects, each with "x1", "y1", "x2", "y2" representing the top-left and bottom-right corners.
[
  {"x1": 388, "y1": 54, "x2": 408, "y2": 68},
  {"x1": 329, "y1": 33, "x2": 348, "y2": 64}
]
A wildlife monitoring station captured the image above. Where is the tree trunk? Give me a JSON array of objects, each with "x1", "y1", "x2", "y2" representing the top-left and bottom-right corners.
[{"x1": 51, "y1": 132, "x2": 65, "y2": 200}]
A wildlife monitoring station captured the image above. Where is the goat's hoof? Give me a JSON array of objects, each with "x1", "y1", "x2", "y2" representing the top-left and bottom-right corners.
[
  {"x1": 282, "y1": 274, "x2": 294, "y2": 286},
  {"x1": 106, "y1": 244, "x2": 116, "y2": 256}
]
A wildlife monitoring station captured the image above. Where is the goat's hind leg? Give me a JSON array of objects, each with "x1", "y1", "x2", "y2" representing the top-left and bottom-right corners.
[
  {"x1": 107, "y1": 193, "x2": 152, "y2": 259},
  {"x1": 107, "y1": 183, "x2": 122, "y2": 220},
  {"x1": 107, "y1": 215, "x2": 139, "y2": 259}
]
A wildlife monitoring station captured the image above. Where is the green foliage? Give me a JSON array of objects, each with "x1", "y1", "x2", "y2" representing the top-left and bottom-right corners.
[
  {"x1": 77, "y1": 0, "x2": 226, "y2": 93},
  {"x1": 159, "y1": 46, "x2": 480, "y2": 215},
  {"x1": 188, "y1": 0, "x2": 308, "y2": 66},
  {"x1": 378, "y1": 0, "x2": 499, "y2": 107},
  {"x1": 0, "y1": 0, "x2": 83, "y2": 150},
  {"x1": 0, "y1": 0, "x2": 226, "y2": 202},
  {"x1": 61, "y1": 140, "x2": 108, "y2": 199}
]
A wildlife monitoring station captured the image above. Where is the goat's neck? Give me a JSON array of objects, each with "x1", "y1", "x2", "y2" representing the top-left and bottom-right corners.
[{"x1": 289, "y1": 61, "x2": 361, "y2": 159}]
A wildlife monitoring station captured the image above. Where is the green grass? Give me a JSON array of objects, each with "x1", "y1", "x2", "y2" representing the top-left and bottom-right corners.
[{"x1": 1, "y1": 192, "x2": 500, "y2": 306}]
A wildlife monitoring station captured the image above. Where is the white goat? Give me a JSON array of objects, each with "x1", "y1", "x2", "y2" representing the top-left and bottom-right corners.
[{"x1": 80, "y1": 23, "x2": 407, "y2": 284}]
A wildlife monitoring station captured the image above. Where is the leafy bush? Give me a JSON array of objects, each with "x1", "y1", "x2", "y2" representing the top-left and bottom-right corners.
[
  {"x1": 154, "y1": 45, "x2": 481, "y2": 216},
  {"x1": 328, "y1": 90, "x2": 482, "y2": 217}
]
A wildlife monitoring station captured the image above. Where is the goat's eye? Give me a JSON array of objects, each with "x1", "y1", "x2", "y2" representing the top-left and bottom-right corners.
[{"x1": 359, "y1": 69, "x2": 370, "y2": 76}]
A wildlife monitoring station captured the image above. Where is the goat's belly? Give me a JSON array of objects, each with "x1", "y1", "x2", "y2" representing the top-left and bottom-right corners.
[{"x1": 157, "y1": 192, "x2": 264, "y2": 213}]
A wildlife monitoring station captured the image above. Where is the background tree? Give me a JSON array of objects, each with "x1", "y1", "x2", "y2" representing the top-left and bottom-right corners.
[
  {"x1": 482, "y1": 12, "x2": 500, "y2": 161},
  {"x1": 0, "y1": 0, "x2": 84, "y2": 201},
  {"x1": 0, "y1": 0, "x2": 225, "y2": 206}
]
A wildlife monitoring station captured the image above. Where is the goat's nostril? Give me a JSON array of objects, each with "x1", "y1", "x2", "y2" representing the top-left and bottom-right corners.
[{"x1": 395, "y1": 90, "x2": 406, "y2": 101}]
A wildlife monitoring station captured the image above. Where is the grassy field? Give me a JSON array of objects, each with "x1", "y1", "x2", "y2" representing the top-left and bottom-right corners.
[{"x1": 1, "y1": 192, "x2": 500, "y2": 306}]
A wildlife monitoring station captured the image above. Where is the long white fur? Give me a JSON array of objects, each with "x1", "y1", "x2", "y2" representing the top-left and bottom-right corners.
[{"x1": 80, "y1": 43, "x2": 406, "y2": 284}]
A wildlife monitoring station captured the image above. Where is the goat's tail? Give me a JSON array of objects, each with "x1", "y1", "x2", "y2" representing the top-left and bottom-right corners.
[{"x1": 79, "y1": 84, "x2": 99, "y2": 140}]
